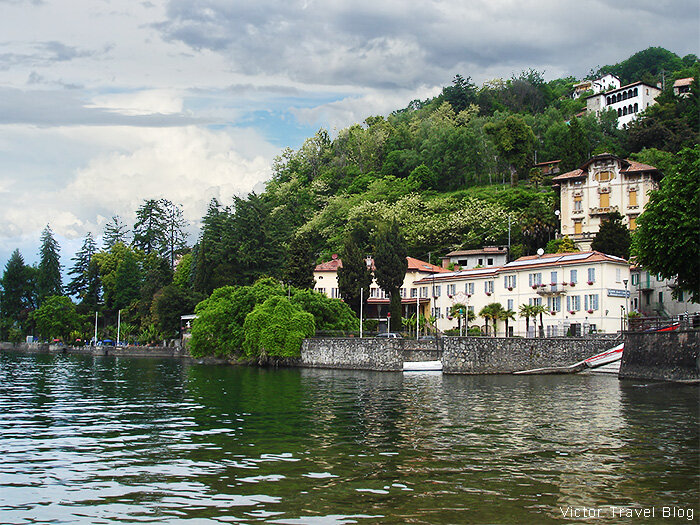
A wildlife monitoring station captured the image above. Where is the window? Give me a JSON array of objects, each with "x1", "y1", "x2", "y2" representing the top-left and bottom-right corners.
[
  {"x1": 584, "y1": 294, "x2": 599, "y2": 311},
  {"x1": 507, "y1": 299, "x2": 514, "y2": 311},
  {"x1": 529, "y1": 297, "x2": 542, "y2": 307},
  {"x1": 421, "y1": 286, "x2": 428, "y2": 298},
  {"x1": 447, "y1": 284, "x2": 456, "y2": 296},
  {"x1": 484, "y1": 280, "x2": 494, "y2": 294},
  {"x1": 468, "y1": 305, "x2": 474, "y2": 315},
  {"x1": 548, "y1": 296, "x2": 561, "y2": 312},
  {"x1": 597, "y1": 171, "x2": 613, "y2": 182},
  {"x1": 478, "y1": 258, "x2": 483, "y2": 266},
  {"x1": 400, "y1": 288, "x2": 406, "y2": 298},
  {"x1": 550, "y1": 271, "x2": 557, "y2": 284},
  {"x1": 616, "y1": 268, "x2": 621, "y2": 282},
  {"x1": 629, "y1": 189, "x2": 637, "y2": 207},
  {"x1": 410, "y1": 288, "x2": 418, "y2": 298},
  {"x1": 574, "y1": 220, "x2": 582, "y2": 235},
  {"x1": 315, "y1": 287, "x2": 326, "y2": 295},
  {"x1": 432, "y1": 307, "x2": 442, "y2": 318},
  {"x1": 487, "y1": 258, "x2": 494, "y2": 266},
  {"x1": 570, "y1": 269, "x2": 578, "y2": 284},
  {"x1": 629, "y1": 216, "x2": 637, "y2": 230},
  {"x1": 331, "y1": 288, "x2": 340, "y2": 298},
  {"x1": 567, "y1": 295, "x2": 581, "y2": 311},
  {"x1": 528, "y1": 273, "x2": 542, "y2": 287},
  {"x1": 631, "y1": 273, "x2": 639, "y2": 286},
  {"x1": 574, "y1": 194, "x2": 582, "y2": 211},
  {"x1": 600, "y1": 192, "x2": 610, "y2": 208},
  {"x1": 370, "y1": 287, "x2": 379, "y2": 298},
  {"x1": 587, "y1": 268, "x2": 595, "y2": 283},
  {"x1": 504, "y1": 275, "x2": 516, "y2": 289},
  {"x1": 658, "y1": 292, "x2": 663, "y2": 304},
  {"x1": 465, "y1": 282, "x2": 474, "y2": 295},
  {"x1": 432, "y1": 284, "x2": 441, "y2": 297}
]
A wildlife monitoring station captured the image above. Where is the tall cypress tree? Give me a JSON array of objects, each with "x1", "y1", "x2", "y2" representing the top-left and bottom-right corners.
[
  {"x1": 373, "y1": 221, "x2": 408, "y2": 332},
  {"x1": 284, "y1": 233, "x2": 316, "y2": 290},
  {"x1": 337, "y1": 233, "x2": 373, "y2": 316},
  {"x1": 36, "y1": 225, "x2": 62, "y2": 303}
]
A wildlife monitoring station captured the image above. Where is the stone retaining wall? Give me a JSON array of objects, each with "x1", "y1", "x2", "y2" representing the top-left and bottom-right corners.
[
  {"x1": 1, "y1": 342, "x2": 189, "y2": 359},
  {"x1": 619, "y1": 330, "x2": 699, "y2": 382},
  {"x1": 441, "y1": 337, "x2": 613, "y2": 374},
  {"x1": 301, "y1": 337, "x2": 614, "y2": 373}
]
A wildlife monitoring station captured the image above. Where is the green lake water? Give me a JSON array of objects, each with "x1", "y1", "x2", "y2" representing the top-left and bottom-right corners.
[{"x1": 0, "y1": 352, "x2": 697, "y2": 524}]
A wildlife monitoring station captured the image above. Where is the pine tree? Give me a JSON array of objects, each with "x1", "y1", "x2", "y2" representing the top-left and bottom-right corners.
[
  {"x1": 561, "y1": 118, "x2": 590, "y2": 171},
  {"x1": 0, "y1": 249, "x2": 32, "y2": 338},
  {"x1": 113, "y1": 250, "x2": 141, "y2": 309},
  {"x1": 103, "y1": 216, "x2": 130, "y2": 249},
  {"x1": 67, "y1": 232, "x2": 97, "y2": 300},
  {"x1": 372, "y1": 221, "x2": 408, "y2": 331},
  {"x1": 36, "y1": 225, "x2": 62, "y2": 303},
  {"x1": 133, "y1": 199, "x2": 166, "y2": 255},
  {"x1": 161, "y1": 199, "x2": 188, "y2": 269},
  {"x1": 337, "y1": 233, "x2": 373, "y2": 316}
]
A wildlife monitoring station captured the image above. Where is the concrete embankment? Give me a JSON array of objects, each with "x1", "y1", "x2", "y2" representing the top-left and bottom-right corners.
[
  {"x1": 0, "y1": 342, "x2": 192, "y2": 359},
  {"x1": 620, "y1": 330, "x2": 700, "y2": 382},
  {"x1": 301, "y1": 336, "x2": 614, "y2": 374}
]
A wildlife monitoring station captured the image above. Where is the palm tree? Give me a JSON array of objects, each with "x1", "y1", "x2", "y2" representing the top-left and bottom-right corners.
[
  {"x1": 480, "y1": 302, "x2": 505, "y2": 337},
  {"x1": 500, "y1": 308, "x2": 516, "y2": 337},
  {"x1": 519, "y1": 304, "x2": 536, "y2": 337},
  {"x1": 530, "y1": 304, "x2": 550, "y2": 337}
]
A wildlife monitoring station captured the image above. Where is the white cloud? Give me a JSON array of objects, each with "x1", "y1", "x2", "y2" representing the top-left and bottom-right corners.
[{"x1": 0, "y1": 125, "x2": 277, "y2": 245}]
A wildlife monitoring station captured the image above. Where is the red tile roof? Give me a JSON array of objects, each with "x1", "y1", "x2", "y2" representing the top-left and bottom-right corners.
[
  {"x1": 674, "y1": 77, "x2": 694, "y2": 87},
  {"x1": 315, "y1": 256, "x2": 447, "y2": 273},
  {"x1": 551, "y1": 168, "x2": 585, "y2": 182},
  {"x1": 621, "y1": 160, "x2": 659, "y2": 173}
]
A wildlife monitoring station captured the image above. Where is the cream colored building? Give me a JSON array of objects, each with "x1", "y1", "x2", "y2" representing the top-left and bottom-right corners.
[
  {"x1": 415, "y1": 251, "x2": 631, "y2": 337},
  {"x1": 553, "y1": 153, "x2": 661, "y2": 250}
]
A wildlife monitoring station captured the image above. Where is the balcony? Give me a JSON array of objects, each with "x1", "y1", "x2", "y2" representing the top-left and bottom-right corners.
[
  {"x1": 536, "y1": 284, "x2": 568, "y2": 296},
  {"x1": 590, "y1": 205, "x2": 619, "y2": 216}
]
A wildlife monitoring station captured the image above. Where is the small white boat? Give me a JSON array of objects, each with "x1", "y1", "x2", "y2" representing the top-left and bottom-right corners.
[
  {"x1": 403, "y1": 360, "x2": 443, "y2": 372},
  {"x1": 584, "y1": 342, "x2": 624, "y2": 368}
]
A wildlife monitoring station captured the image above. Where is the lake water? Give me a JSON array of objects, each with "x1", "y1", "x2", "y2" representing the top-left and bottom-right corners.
[{"x1": 0, "y1": 352, "x2": 697, "y2": 524}]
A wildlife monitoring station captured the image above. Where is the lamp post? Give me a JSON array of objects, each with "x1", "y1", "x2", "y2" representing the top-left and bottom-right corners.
[
  {"x1": 360, "y1": 255, "x2": 372, "y2": 338},
  {"x1": 93, "y1": 311, "x2": 98, "y2": 346},
  {"x1": 623, "y1": 278, "x2": 629, "y2": 331},
  {"x1": 117, "y1": 310, "x2": 121, "y2": 347}
]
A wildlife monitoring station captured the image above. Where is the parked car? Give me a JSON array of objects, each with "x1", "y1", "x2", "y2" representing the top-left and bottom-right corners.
[{"x1": 376, "y1": 332, "x2": 402, "y2": 339}]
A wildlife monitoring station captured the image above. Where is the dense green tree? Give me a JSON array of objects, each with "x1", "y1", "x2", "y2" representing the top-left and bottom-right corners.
[
  {"x1": 441, "y1": 74, "x2": 478, "y2": 113},
  {"x1": 66, "y1": 232, "x2": 97, "y2": 301},
  {"x1": 591, "y1": 212, "x2": 631, "y2": 259},
  {"x1": 337, "y1": 233, "x2": 373, "y2": 316},
  {"x1": 173, "y1": 252, "x2": 193, "y2": 288},
  {"x1": 189, "y1": 278, "x2": 286, "y2": 357},
  {"x1": 243, "y1": 296, "x2": 315, "y2": 360},
  {"x1": 36, "y1": 225, "x2": 62, "y2": 303},
  {"x1": 0, "y1": 249, "x2": 34, "y2": 338},
  {"x1": 103, "y1": 215, "x2": 130, "y2": 249},
  {"x1": 372, "y1": 222, "x2": 408, "y2": 332},
  {"x1": 32, "y1": 295, "x2": 80, "y2": 341},
  {"x1": 560, "y1": 118, "x2": 590, "y2": 171},
  {"x1": 283, "y1": 233, "x2": 316, "y2": 289},
  {"x1": 593, "y1": 47, "x2": 685, "y2": 85},
  {"x1": 290, "y1": 289, "x2": 358, "y2": 332},
  {"x1": 484, "y1": 115, "x2": 536, "y2": 185},
  {"x1": 632, "y1": 146, "x2": 700, "y2": 301},
  {"x1": 152, "y1": 284, "x2": 204, "y2": 338},
  {"x1": 113, "y1": 250, "x2": 141, "y2": 310}
]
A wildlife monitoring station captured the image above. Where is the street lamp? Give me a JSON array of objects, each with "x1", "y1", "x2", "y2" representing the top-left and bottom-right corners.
[
  {"x1": 623, "y1": 278, "x2": 629, "y2": 331},
  {"x1": 360, "y1": 255, "x2": 372, "y2": 338}
]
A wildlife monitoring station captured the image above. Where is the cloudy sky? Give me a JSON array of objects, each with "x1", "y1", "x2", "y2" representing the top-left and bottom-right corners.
[{"x1": 0, "y1": 0, "x2": 698, "y2": 270}]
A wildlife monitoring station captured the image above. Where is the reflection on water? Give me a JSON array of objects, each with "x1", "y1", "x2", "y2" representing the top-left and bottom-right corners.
[{"x1": 0, "y1": 352, "x2": 697, "y2": 524}]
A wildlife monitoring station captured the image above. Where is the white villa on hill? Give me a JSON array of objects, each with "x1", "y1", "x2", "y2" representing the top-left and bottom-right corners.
[{"x1": 586, "y1": 81, "x2": 661, "y2": 128}]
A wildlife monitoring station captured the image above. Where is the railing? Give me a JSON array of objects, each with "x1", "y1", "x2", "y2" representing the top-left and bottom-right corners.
[{"x1": 628, "y1": 314, "x2": 700, "y2": 332}]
